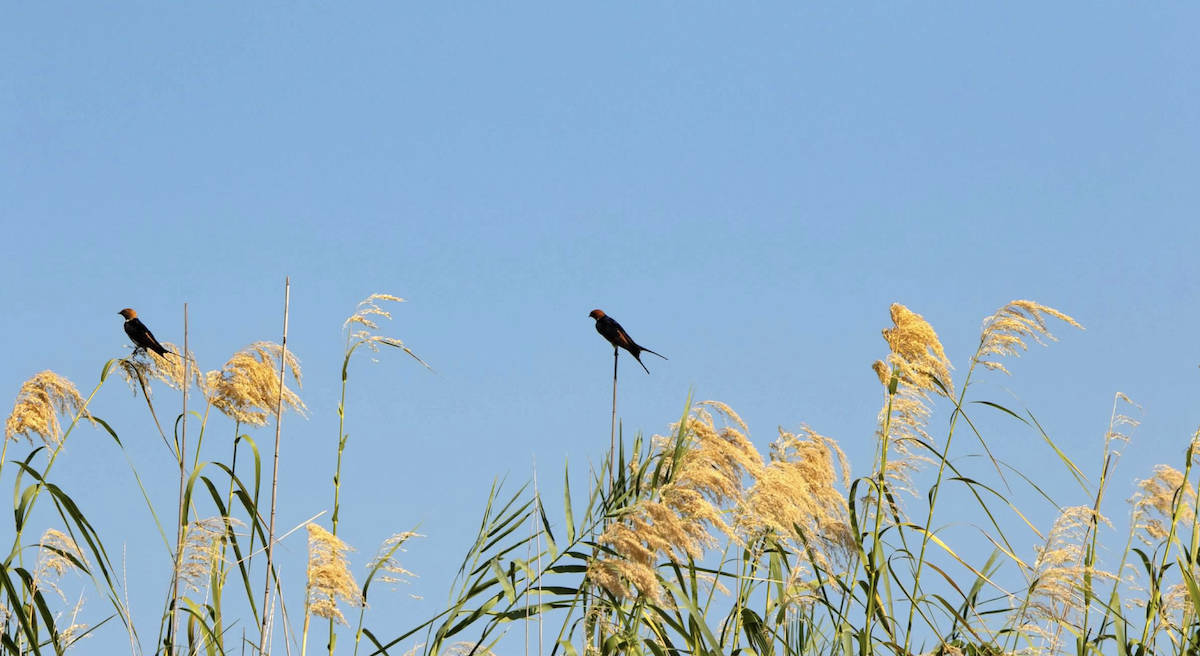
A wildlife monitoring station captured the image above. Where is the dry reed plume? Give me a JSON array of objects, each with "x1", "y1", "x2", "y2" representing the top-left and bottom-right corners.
[
  {"x1": 205, "y1": 341, "x2": 306, "y2": 427},
  {"x1": 871, "y1": 304, "x2": 953, "y2": 502},
  {"x1": 368, "y1": 533, "x2": 422, "y2": 588},
  {"x1": 117, "y1": 342, "x2": 201, "y2": 398},
  {"x1": 4, "y1": 371, "x2": 91, "y2": 447},
  {"x1": 306, "y1": 523, "x2": 363, "y2": 624},
  {"x1": 737, "y1": 426, "x2": 853, "y2": 569},
  {"x1": 32, "y1": 529, "x2": 90, "y2": 649},
  {"x1": 878, "y1": 303, "x2": 955, "y2": 398},
  {"x1": 443, "y1": 643, "x2": 498, "y2": 656},
  {"x1": 977, "y1": 300, "x2": 1084, "y2": 375},
  {"x1": 1131, "y1": 464, "x2": 1195, "y2": 543},
  {"x1": 33, "y1": 529, "x2": 88, "y2": 601},
  {"x1": 589, "y1": 401, "x2": 762, "y2": 601},
  {"x1": 1025, "y1": 507, "x2": 1117, "y2": 627},
  {"x1": 178, "y1": 517, "x2": 240, "y2": 594},
  {"x1": 344, "y1": 294, "x2": 432, "y2": 369}
]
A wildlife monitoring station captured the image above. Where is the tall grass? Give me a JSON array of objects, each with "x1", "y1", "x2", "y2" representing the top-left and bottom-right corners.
[{"x1": 2, "y1": 294, "x2": 1198, "y2": 656}]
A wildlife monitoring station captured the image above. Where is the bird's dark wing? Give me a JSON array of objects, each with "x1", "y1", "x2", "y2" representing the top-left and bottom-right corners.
[
  {"x1": 613, "y1": 325, "x2": 635, "y2": 349},
  {"x1": 126, "y1": 318, "x2": 168, "y2": 356},
  {"x1": 123, "y1": 319, "x2": 143, "y2": 344},
  {"x1": 595, "y1": 316, "x2": 634, "y2": 350}
]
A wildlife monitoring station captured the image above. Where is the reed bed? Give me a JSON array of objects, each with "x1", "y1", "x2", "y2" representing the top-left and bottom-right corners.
[{"x1": 1, "y1": 293, "x2": 1196, "y2": 656}]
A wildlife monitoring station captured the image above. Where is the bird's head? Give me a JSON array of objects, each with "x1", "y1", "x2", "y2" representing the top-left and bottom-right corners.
[
  {"x1": 118, "y1": 308, "x2": 137, "y2": 320},
  {"x1": 588, "y1": 309, "x2": 605, "y2": 320}
]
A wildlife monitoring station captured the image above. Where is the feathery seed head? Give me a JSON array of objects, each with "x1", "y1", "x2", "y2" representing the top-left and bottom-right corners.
[
  {"x1": 871, "y1": 360, "x2": 891, "y2": 388},
  {"x1": 587, "y1": 557, "x2": 663, "y2": 603},
  {"x1": 978, "y1": 301, "x2": 1082, "y2": 375},
  {"x1": 737, "y1": 427, "x2": 853, "y2": 567},
  {"x1": 118, "y1": 342, "x2": 201, "y2": 399},
  {"x1": 344, "y1": 294, "x2": 404, "y2": 336},
  {"x1": 343, "y1": 294, "x2": 432, "y2": 371},
  {"x1": 879, "y1": 304, "x2": 953, "y2": 398},
  {"x1": 445, "y1": 643, "x2": 499, "y2": 656},
  {"x1": 634, "y1": 402, "x2": 764, "y2": 544},
  {"x1": 34, "y1": 529, "x2": 88, "y2": 601},
  {"x1": 1028, "y1": 506, "x2": 1116, "y2": 623},
  {"x1": 670, "y1": 402, "x2": 763, "y2": 510},
  {"x1": 1103, "y1": 393, "x2": 1140, "y2": 458},
  {"x1": 871, "y1": 305, "x2": 949, "y2": 509},
  {"x1": 1131, "y1": 464, "x2": 1195, "y2": 543},
  {"x1": 206, "y1": 342, "x2": 305, "y2": 427},
  {"x1": 306, "y1": 523, "x2": 362, "y2": 624},
  {"x1": 179, "y1": 517, "x2": 240, "y2": 594},
  {"x1": 367, "y1": 532, "x2": 422, "y2": 588},
  {"x1": 60, "y1": 618, "x2": 89, "y2": 651},
  {"x1": 876, "y1": 392, "x2": 937, "y2": 504},
  {"x1": 590, "y1": 401, "x2": 762, "y2": 601},
  {"x1": 5, "y1": 371, "x2": 92, "y2": 447}
]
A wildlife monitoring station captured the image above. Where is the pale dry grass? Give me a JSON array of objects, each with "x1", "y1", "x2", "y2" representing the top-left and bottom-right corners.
[
  {"x1": 1131, "y1": 464, "x2": 1195, "y2": 543},
  {"x1": 878, "y1": 303, "x2": 954, "y2": 398},
  {"x1": 344, "y1": 294, "x2": 404, "y2": 340},
  {"x1": 205, "y1": 342, "x2": 306, "y2": 427},
  {"x1": 443, "y1": 643, "x2": 499, "y2": 656},
  {"x1": 344, "y1": 294, "x2": 432, "y2": 369},
  {"x1": 871, "y1": 304, "x2": 952, "y2": 504},
  {"x1": 671, "y1": 402, "x2": 763, "y2": 512},
  {"x1": 57, "y1": 598, "x2": 89, "y2": 651},
  {"x1": 34, "y1": 529, "x2": 88, "y2": 602},
  {"x1": 589, "y1": 402, "x2": 762, "y2": 601},
  {"x1": 737, "y1": 426, "x2": 853, "y2": 568},
  {"x1": 306, "y1": 523, "x2": 362, "y2": 624},
  {"x1": 178, "y1": 517, "x2": 241, "y2": 594},
  {"x1": 1016, "y1": 506, "x2": 1117, "y2": 653},
  {"x1": 4, "y1": 371, "x2": 91, "y2": 447},
  {"x1": 978, "y1": 301, "x2": 1083, "y2": 375},
  {"x1": 1104, "y1": 393, "x2": 1141, "y2": 457},
  {"x1": 117, "y1": 342, "x2": 201, "y2": 398},
  {"x1": 876, "y1": 392, "x2": 937, "y2": 501},
  {"x1": 1029, "y1": 506, "x2": 1117, "y2": 615},
  {"x1": 30, "y1": 531, "x2": 92, "y2": 649},
  {"x1": 368, "y1": 532, "x2": 422, "y2": 587}
]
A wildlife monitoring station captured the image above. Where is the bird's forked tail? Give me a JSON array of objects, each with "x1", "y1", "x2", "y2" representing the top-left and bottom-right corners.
[{"x1": 639, "y1": 346, "x2": 667, "y2": 361}]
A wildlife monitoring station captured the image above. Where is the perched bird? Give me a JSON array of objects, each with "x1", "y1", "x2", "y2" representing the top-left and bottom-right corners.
[
  {"x1": 589, "y1": 309, "x2": 667, "y2": 374},
  {"x1": 118, "y1": 308, "x2": 171, "y2": 358}
]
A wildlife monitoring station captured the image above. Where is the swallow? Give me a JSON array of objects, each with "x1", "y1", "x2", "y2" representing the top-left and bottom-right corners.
[
  {"x1": 118, "y1": 308, "x2": 172, "y2": 358},
  {"x1": 589, "y1": 309, "x2": 667, "y2": 374}
]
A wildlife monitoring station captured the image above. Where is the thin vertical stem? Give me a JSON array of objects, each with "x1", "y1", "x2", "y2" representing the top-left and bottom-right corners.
[
  {"x1": 525, "y1": 478, "x2": 532, "y2": 656},
  {"x1": 260, "y1": 278, "x2": 291, "y2": 655},
  {"x1": 329, "y1": 341, "x2": 355, "y2": 654},
  {"x1": 170, "y1": 303, "x2": 190, "y2": 654},
  {"x1": 609, "y1": 347, "x2": 618, "y2": 492},
  {"x1": 864, "y1": 390, "x2": 894, "y2": 650},
  {"x1": 596, "y1": 347, "x2": 618, "y2": 655},
  {"x1": 536, "y1": 465, "x2": 544, "y2": 656}
]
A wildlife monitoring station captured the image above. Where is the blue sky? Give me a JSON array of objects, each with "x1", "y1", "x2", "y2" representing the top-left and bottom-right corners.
[{"x1": 3, "y1": 3, "x2": 1199, "y2": 653}]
